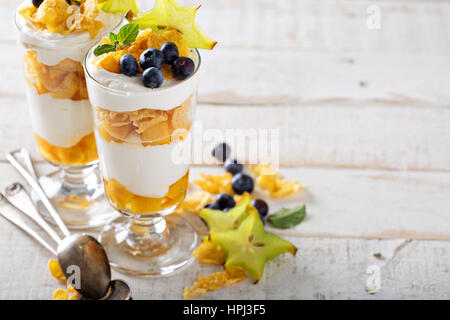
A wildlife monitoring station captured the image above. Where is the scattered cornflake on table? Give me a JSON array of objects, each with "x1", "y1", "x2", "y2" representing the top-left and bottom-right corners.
[
  {"x1": 223, "y1": 266, "x2": 248, "y2": 286},
  {"x1": 48, "y1": 259, "x2": 66, "y2": 281},
  {"x1": 180, "y1": 191, "x2": 214, "y2": 213},
  {"x1": 183, "y1": 267, "x2": 248, "y2": 300},
  {"x1": 250, "y1": 164, "x2": 303, "y2": 198},
  {"x1": 53, "y1": 288, "x2": 69, "y2": 300},
  {"x1": 194, "y1": 172, "x2": 233, "y2": 194},
  {"x1": 49, "y1": 259, "x2": 82, "y2": 300},
  {"x1": 193, "y1": 241, "x2": 225, "y2": 265}
]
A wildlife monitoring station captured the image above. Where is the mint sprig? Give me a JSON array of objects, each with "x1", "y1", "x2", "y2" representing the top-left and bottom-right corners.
[
  {"x1": 93, "y1": 23, "x2": 139, "y2": 57},
  {"x1": 267, "y1": 205, "x2": 306, "y2": 229}
]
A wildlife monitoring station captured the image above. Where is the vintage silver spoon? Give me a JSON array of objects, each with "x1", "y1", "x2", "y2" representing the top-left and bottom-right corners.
[
  {"x1": 0, "y1": 191, "x2": 130, "y2": 300},
  {"x1": 6, "y1": 148, "x2": 70, "y2": 237}
]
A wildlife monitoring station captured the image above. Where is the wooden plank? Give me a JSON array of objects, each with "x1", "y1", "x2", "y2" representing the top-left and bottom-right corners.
[
  {"x1": 0, "y1": 226, "x2": 448, "y2": 299},
  {"x1": 2, "y1": 1, "x2": 450, "y2": 105},
  {"x1": 4, "y1": 0, "x2": 450, "y2": 53},
  {"x1": 0, "y1": 163, "x2": 448, "y2": 240},
  {"x1": 1, "y1": 98, "x2": 449, "y2": 170},
  {"x1": 3, "y1": 44, "x2": 450, "y2": 106}
]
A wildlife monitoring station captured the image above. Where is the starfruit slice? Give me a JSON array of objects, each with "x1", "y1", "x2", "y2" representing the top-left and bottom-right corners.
[
  {"x1": 98, "y1": 0, "x2": 141, "y2": 14},
  {"x1": 199, "y1": 192, "x2": 251, "y2": 233},
  {"x1": 209, "y1": 208, "x2": 297, "y2": 283},
  {"x1": 133, "y1": 0, "x2": 217, "y2": 49}
]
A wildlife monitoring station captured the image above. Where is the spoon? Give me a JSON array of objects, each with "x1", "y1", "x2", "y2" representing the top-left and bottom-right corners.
[
  {"x1": 4, "y1": 148, "x2": 132, "y2": 299},
  {"x1": 81, "y1": 280, "x2": 132, "y2": 300},
  {"x1": 6, "y1": 148, "x2": 70, "y2": 237},
  {"x1": 0, "y1": 197, "x2": 128, "y2": 299},
  {"x1": 4, "y1": 183, "x2": 61, "y2": 244}
]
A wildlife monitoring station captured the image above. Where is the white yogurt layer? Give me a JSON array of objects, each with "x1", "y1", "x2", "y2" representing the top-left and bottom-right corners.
[
  {"x1": 26, "y1": 87, "x2": 94, "y2": 148},
  {"x1": 16, "y1": 2, "x2": 123, "y2": 65},
  {"x1": 95, "y1": 133, "x2": 190, "y2": 198},
  {"x1": 85, "y1": 49, "x2": 200, "y2": 111}
]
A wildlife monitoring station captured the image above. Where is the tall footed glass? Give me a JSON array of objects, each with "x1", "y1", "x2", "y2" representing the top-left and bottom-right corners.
[
  {"x1": 85, "y1": 46, "x2": 200, "y2": 275},
  {"x1": 14, "y1": 7, "x2": 123, "y2": 228}
]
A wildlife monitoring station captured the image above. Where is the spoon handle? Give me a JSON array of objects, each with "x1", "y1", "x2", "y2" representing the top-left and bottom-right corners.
[
  {"x1": 6, "y1": 148, "x2": 70, "y2": 237},
  {"x1": 0, "y1": 194, "x2": 57, "y2": 256},
  {"x1": 4, "y1": 183, "x2": 62, "y2": 245}
]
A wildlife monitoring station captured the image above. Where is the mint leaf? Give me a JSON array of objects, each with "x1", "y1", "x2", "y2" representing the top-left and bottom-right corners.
[
  {"x1": 117, "y1": 23, "x2": 139, "y2": 46},
  {"x1": 109, "y1": 32, "x2": 119, "y2": 43},
  {"x1": 93, "y1": 44, "x2": 116, "y2": 56},
  {"x1": 267, "y1": 205, "x2": 306, "y2": 229}
]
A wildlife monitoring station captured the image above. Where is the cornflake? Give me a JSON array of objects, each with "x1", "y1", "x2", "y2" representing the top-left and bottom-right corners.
[
  {"x1": 194, "y1": 173, "x2": 233, "y2": 194},
  {"x1": 250, "y1": 164, "x2": 303, "y2": 198},
  {"x1": 183, "y1": 267, "x2": 247, "y2": 300},
  {"x1": 180, "y1": 191, "x2": 214, "y2": 213},
  {"x1": 49, "y1": 259, "x2": 82, "y2": 300},
  {"x1": 193, "y1": 241, "x2": 225, "y2": 265},
  {"x1": 94, "y1": 29, "x2": 189, "y2": 79},
  {"x1": 48, "y1": 259, "x2": 66, "y2": 281},
  {"x1": 19, "y1": 0, "x2": 104, "y2": 39}
]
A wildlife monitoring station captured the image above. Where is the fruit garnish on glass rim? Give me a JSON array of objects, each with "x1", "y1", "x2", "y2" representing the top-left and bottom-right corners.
[
  {"x1": 97, "y1": 0, "x2": 140, "y2": 14},
  {"x1": 133, "y1": 0, "x2": 217, "y2": 50},
  {"x1": 209, "y1": 207, "x2": 297, "y2": 283}
]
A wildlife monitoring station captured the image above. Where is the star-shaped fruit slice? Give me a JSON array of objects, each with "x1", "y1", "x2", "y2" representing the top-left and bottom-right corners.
[
  {"x1": 199, "y1": 193, "x2": 251, "y2": 233},
  {"x1": 133, "y1": 0, "x2": 217, "y2": 49},
  {"x1": 209, "y1": 208, "x2": 297, "y2": 283},
  {"x1": 98, "y1": 0, "x2": 141, "y2": 14}
]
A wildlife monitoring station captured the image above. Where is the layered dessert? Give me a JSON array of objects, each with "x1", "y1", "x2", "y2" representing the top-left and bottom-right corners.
[
  {"x1": 16, "y1": 0, "x2": 123, "y2": 166},
  {"x1": 85, "y1": 28, "x2": 201, "y2": 214}
]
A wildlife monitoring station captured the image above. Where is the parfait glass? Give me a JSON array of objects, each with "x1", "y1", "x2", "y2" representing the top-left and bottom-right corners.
[
  {"x1": 84, "y1": 46, "x2": 200, "y2": 275},
  {"x1": 14, "y1": 9, "x2": 123, "y2": 228}
]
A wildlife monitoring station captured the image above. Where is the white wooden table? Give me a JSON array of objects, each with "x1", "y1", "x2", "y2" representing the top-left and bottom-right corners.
[{"x1": 0, "y1": 0, "x2": 449, "y2": 299}]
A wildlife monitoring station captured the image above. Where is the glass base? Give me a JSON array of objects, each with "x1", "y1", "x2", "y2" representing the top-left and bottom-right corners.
[
  {"x1": 99, "y1": 214, "x2": 198, "y2": 276},
  {"x1": 33, "y1": 165, "x2": 119, "y2": 229}
]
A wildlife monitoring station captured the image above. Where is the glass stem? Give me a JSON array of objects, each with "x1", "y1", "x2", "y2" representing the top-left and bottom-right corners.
[
  {"x1": 126, "y1": 215, "x2": 171, "y2": 256},
  {"x1": 58, "y1": 165, "x2": 103, "y2": 206}
]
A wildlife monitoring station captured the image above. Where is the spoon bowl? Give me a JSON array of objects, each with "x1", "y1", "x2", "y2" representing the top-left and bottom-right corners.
[{"x1": 57, "y1": 234, "x2": 111, "y2": 299}]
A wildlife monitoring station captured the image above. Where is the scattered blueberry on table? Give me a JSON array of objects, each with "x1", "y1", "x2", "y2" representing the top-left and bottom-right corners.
[
  {"x1": 212, "y1": 142, "x2": 231, "y2": 162},
  {"x1": 231, "y1": 173, "x2": 254, "y2": 195},
  {"x1": 216, "y1": 193, "x2": 236, "y2": 210},
  {"x1": 224, "y1": 159, "x2": 243, "y2": 175},
  {"x1": 251, "y1": 199, "x2": 269, "y2": 218}
]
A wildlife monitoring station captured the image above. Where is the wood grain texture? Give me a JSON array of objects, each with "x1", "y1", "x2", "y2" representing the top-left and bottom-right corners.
[
  {"x1": 0, "y1": 163, "x2": 448, "y2": 241},
  {"x1": 0, "y1": 0, "x2": 449, "y2": 300},
  {"x1": 3, "y1": 0, "x2": 450, "y2": 105},
  {"x1": 0, "y1": 228, "x2": 448, "y2": 299},
  {"x1": 2, "y1": 98, "x2": 449, "y2": 171}
]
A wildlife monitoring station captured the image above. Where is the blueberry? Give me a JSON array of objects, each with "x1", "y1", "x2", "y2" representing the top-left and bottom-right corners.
[
  {"x1": 172, "y1": 57, "x2": 195, "y2": 80},
  {"x1": 212, "y1": 142, "x2": 231, "y2": 162},
  {"x1": 216, "y1": 193, "x2": 236, "y2": 210},
  {"x1": 140, "y1": 48, "x2": 164, "y2": 70},
  {"x1": 160, "y1": 42, "x2": 179, "y2": 65},
  {"x1": 224, "y1": 159, "x2": 243, "y2": 175},
  {"x1": 142, "y1": 67, "x2": 164, "y2": 88},
  {"x1": 251, "y1": 199, "x2": 269, "y2": 218},
  {"x1": 231, "y1": 173, "x2": 254, "y2": 195},
  {"x1": 119, "y1": 54, "x2": 138, "y2": 77},
  {"x1": 204, "y1": 202, "x2": 221, "y2": 210},
  {"x1": 33, "y1": 0, "x2": 44, "y2": 7},
  {"x1": 259, "y1": 213, "x2": 266, "y2": 225}
]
